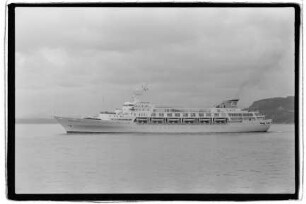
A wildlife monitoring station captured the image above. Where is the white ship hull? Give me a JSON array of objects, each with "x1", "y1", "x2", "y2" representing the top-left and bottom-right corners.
[{"x1": 55, "y1": 116, "x2": 271, "y2": 133}]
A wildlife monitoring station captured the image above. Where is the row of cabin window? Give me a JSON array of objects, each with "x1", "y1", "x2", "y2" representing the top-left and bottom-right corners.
[
  {"x1": 135, "y1": 106, "x2": 150, "y2": 108},
  {"x1": 230, "y1": 117, "x2": 256, "y2": 121},
  {"x1": 243, "y1": 113, "x2": 254, "y2": 116},
  {"x1": 228, "y1": 113, "x2": 254, "y2": 117},
  {"x1": 228, "y1": 113, "x2": 241, "y2": 117},
  {"x1": 135, "y1": 112, "x2": 256, "y2": 117},
  {"x1": 153, "y1": 109, "x2": 187, "y2": 113},
  {"x1": 149, "y1": 113, "x2": 227, "y2": 117},
  {"x1": 134, "y1": 108, "x2": 151, "y2": 111},
  {"x1": 153, "y1": 109, "x2": 210, "y2": 113}
]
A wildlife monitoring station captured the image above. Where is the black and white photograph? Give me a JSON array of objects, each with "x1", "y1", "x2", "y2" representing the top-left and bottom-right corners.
[{"x1": 7, "y1": 2, "x2": 300, "y2": 201}]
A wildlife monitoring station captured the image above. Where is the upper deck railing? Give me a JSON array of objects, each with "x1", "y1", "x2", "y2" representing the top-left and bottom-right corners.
[{"x1": 152, "y1": 107, "x2": 247, "y2": 113}]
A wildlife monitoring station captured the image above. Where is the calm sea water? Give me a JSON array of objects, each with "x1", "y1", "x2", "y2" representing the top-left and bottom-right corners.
[{"x1": 15, "y1": 124, "x2": 295, "y2": 194}]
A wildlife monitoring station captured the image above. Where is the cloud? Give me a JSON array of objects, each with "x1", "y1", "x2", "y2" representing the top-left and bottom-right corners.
[{"x1": 15, "y1": 7, "x2": 295, "y2": 117}]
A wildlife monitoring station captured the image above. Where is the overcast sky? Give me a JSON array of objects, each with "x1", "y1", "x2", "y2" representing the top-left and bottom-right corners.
[{"x1": 15, "y1": 7, "x2": 295, "y2": 118}]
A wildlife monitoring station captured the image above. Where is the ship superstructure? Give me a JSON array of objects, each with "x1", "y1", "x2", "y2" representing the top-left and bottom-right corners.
[{"x1": 95, "y1": 99, "x2": 269, "y2": 125}]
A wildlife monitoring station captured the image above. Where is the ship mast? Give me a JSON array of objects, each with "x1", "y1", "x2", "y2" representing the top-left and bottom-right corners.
[{"x1": 132, "y1": 83, "x2": 149, "y2": 103}]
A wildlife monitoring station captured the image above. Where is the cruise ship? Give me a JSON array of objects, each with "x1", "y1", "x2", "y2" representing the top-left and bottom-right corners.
[{"x1": 55, "y1": 86, "x2": 272, "y2": 133}]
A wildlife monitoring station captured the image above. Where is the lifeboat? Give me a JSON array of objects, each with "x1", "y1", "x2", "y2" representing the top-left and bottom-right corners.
[
  {"x1": 167, "y1": 118, "x2": 180, "y2": 124},
  {"x1": 151, "y1": 118, "x2": 165, "y2": 124},
  {"x1": 213, "y1": 118, "x2": 227, "y2": 124},
  {"x1": 199, "y1": 118, "x2": 211, "y2": 124}
]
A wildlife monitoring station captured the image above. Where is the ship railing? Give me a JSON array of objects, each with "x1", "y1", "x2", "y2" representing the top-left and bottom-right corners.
[{"x1": 153, "y1": 108, "x2": 212, "y2": 113}]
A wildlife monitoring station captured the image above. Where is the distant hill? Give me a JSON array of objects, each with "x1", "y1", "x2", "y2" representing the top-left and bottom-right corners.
[{"x1": 248, "y1": 96, "x2": 295, "y2": 124}]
